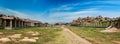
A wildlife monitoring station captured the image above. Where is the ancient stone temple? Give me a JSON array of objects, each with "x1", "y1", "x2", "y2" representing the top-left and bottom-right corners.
[{"x1": 0, "y1": 14, "x2": 42, "y2": 29}]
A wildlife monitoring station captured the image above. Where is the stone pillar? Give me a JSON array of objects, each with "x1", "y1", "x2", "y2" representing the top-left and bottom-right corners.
[
  {"x1": 14, "y1": 20, "x2": 17, "y2": 28},
  {"x1": 20, "y1": 21, "x2": 22, "y2": 28},
  {"x1": 19, "y1": 21, "x2": 21, "y2": 28},
  {"x1": 1, "y1": 19, "x2": 3, "y2": 29},
  {"x1": 27, "y1": 22, "x2": 29, "y2": 27},
  {"x1": 3, "y1": 19, "x2": 6, "y2": 29},
  {"x1": 21, "y1": 21, "x2": 23, "y2": 28},
  {"x1": 18, "y1": 21, "x2": 21, "y2": 28},
  {"x1": 26, "y1": 22, "x2": 27, "y2": 27},
  {"x1": 10, "y1": 20, "x2": 12, "y2": 29},
  {"x1": 23, "y1": 22, "x2": 24, "y2": 27},
  {"x1": 24, "y1": 22, "x2": 27, "y2": 27}
]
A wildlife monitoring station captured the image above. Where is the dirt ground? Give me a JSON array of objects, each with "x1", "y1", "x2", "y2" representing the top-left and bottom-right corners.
[{"x1": 61, "y1": 26, "x2": 92, "y2": 44}]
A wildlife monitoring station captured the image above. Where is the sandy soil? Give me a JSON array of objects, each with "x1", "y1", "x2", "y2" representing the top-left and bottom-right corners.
[{"x1": 61, "y1": 26, "x2": 92, "y2": 44}]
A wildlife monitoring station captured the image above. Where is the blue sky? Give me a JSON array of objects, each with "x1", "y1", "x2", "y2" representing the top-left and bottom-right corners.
[{"x1": 0, "y1": 0, "x2": 120, "y2": 23}]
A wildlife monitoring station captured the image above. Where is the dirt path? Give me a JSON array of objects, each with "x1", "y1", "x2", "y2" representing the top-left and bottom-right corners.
[{"x1": 61, "y1": 26, "x2": 92, "y2": 44}]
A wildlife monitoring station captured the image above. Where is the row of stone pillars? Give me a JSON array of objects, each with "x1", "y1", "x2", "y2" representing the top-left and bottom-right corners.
[
  {"x1": 1, "y1": 19, "x2": 31, "y2": 30},
  {"x1": 0, "y1": 14, "x2": 42, "y2": 29}
]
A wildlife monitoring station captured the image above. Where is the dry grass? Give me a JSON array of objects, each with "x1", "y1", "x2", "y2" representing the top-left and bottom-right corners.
[
  {"x1": 67, "y1": 26, "x2": 120, "y2": 44},
  {"x1": 0, "y1": 26, "x2": 62, "y2": 44}
]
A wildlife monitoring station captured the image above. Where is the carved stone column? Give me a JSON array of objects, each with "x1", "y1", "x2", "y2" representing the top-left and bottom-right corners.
[{"x1": 9, "y1": 20, "x2": 12, "y2": 29}]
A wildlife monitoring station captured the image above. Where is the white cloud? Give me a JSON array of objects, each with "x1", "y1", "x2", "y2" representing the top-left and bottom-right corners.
[
  {"x1": 0, "y1": 7, "x2": 119, "y2": 24},
  {"x1": 0, "y1": 7, "x2": 30, "y2": 18},
  {"x1": 51, "y1": 5, "x2": 73, "y2": 11},
  {"x1": 50, "y1": 0, "x2": 120, "y2": 12},
  {"x1": 97, "y1": 1, "x2": 120, "y2": 5},
  {"x1": 50, "y1": 1, "x2": 95, "y2": 12},
  {"x1": 0, "y1": 7, "x2": 46, "y2": 23},
  {"x1": 1, "y1": 0, "x2": 120, "y2": 24},
  {"x1": 45, "y1": 0, "x2": 120, "y2": 23},
  {"x1": 45, "y1": 7, "x2": 120, "y2": 23},
  {"x1": 0, "y1": 7, "x2": 50, "y2": 23}
]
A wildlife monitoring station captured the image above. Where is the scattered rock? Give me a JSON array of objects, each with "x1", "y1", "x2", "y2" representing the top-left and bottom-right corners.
[
  {"x1": 8, "y1": 34, "x2": 22, "y2": 39},
  {"x1": 19, "y1": 37, "x2": 36, "y2": 42},
  {"x1": 10, "y1": 38, "x2": 20, "y2": 42},
  {"x1": 31, "y1": 37, "x2": 39, "y2": 40},
  {"x1": 26, "y1": 31, "x2": 39, "y2": 36},
  {"x1": 26, "y1": 31, "x2": 34, "y2": 34},
  {"x1": 24, "y1": 37, "x2": 29, "y2": 39},
  {"x1": 0, "y1": 32, "x2": 3, "y2": 34},
  {"x1": 113, "y1": 41, "x2": 120, "y2": 44},
  {"x1": 100, "y1": 27, "x2": 120, "y2": 32},
  {"x1": 31, "y1": 32, "x2": 39, "y2": 36},
  {"x1": 0, "y1": 38, "x2": 11, "y2": 42}
]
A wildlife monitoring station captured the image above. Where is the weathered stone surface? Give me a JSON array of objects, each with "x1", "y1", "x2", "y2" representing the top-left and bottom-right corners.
[
  {"x1": 8, "y1": 34, "x2": 22, "y2": 39},
  {"x1": 100, "y1": 27, "x2": 120, "y2": 32},
  {"x1": 26, "y1": 31, "x2": 39, "y2": 36},
  {"x1": 0, "y1": 32, "x2": 3, "y2": 34},
  {"x1": 19, "y1": 37, "x2": 36, "y2": 42},
  {"x1": 31, "y1": 32, "x2": 39, "y2": 36},
  {"x1": 31, "y1": 37, "x2": 39, "y2": 40},
  {"x1": 0, "y1": 38, "x2": 11, "y2": 42},
  {"x1": 26, "y1": 31, "x2": 34, "y2": 34}
]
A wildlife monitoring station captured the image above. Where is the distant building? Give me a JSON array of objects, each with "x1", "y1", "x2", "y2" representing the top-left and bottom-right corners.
[{"x1": 0, "y1": 14, "x2": 42, "y2": 29}]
